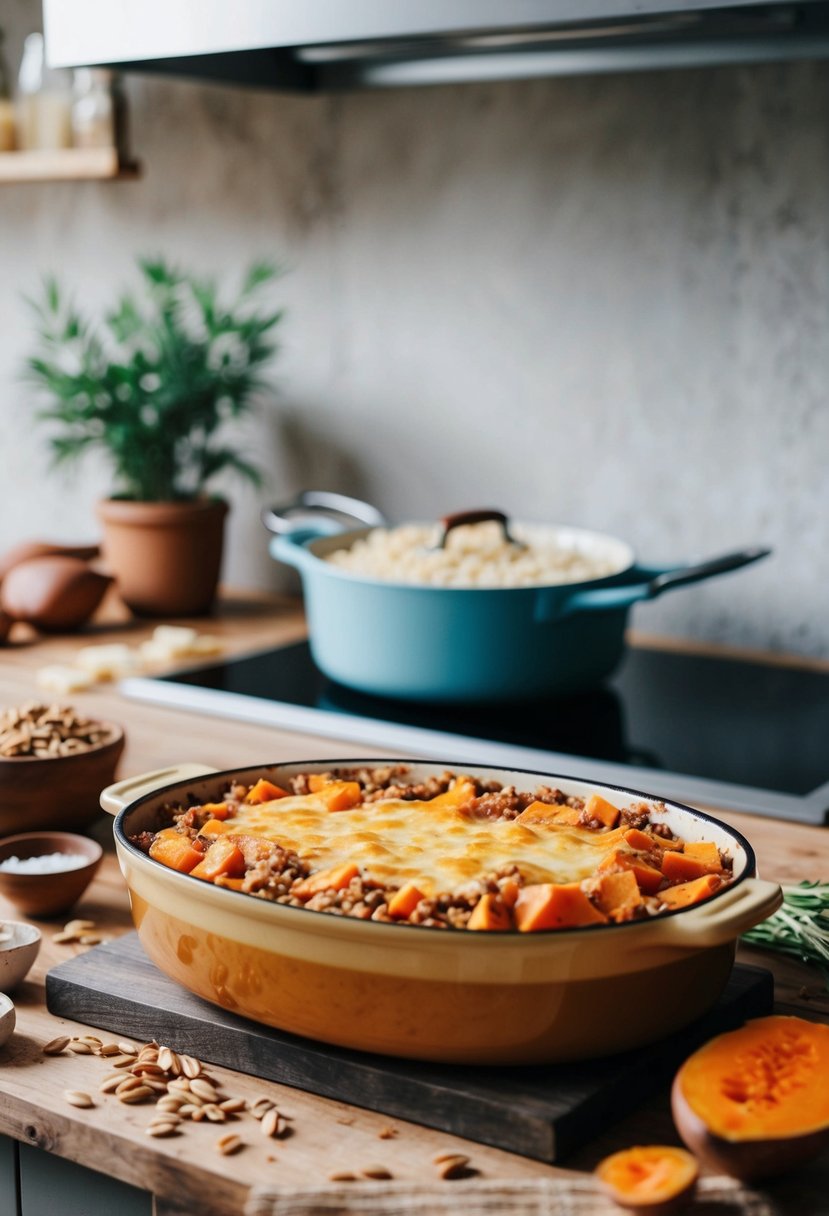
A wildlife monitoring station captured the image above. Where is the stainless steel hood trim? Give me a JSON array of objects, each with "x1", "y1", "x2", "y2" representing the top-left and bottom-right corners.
[{"x1": 44, "y1": 0, "x2": 829, "y2": 87}]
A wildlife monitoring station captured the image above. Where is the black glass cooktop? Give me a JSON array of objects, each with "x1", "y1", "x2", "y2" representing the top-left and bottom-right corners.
[{"x1": 122, "y1": 641, "x2": 829, "y2": 824}]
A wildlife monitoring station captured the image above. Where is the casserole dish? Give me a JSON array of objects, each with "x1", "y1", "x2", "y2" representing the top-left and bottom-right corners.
[
  {"x1": 263, "y1": 492, "x2": 770, "y2": 702},
  {"x1": 100, "y1": 759, "x2": 781, "y2": 1065}
]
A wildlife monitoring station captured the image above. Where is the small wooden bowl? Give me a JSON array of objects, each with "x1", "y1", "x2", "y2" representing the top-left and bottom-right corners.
[
  {"x1": 0, "y1": 832, "x2": 103, "y2": 918},
  {"x1": 0, "y1": 722, "x2": 125, "y2": 836},
  {"x1": 0, "y1": 920, "x2": 42, "y2": 989}
]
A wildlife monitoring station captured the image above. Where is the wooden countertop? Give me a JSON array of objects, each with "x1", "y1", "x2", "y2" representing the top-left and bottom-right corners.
[{"x1": 1, "y1": 593, "x2": 828, "y2": 1216}]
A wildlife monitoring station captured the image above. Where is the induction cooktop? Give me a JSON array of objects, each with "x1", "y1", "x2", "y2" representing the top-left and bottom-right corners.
[{"x1": 120, "y1": 641, "x2": 829, "y2": 824}]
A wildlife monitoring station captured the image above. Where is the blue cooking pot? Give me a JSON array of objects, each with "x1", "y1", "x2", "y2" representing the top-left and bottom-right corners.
[{"x1": 264, "y1": 492, "x2": 769, "y2": 703}]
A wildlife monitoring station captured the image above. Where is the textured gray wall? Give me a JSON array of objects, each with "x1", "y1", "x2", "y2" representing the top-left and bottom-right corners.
[{"x1": 1, "y1": 0, "x2": 827, "y2": 655}]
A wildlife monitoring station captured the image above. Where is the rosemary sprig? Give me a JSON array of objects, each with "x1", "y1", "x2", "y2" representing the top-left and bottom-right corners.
[{"x1": 741, "y1": 881, "x2": 829, "y2": 987}]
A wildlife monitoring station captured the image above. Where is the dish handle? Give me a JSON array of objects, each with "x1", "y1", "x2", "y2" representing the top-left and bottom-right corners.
[
  {"x1": 549, "y1": 547, "x2": 770, "y2": 619},
  {"x1": 100, "y1": 763, "x2": 219, "y2": 816},
  {"x1": 637, "y1": 878, "x2": 782, "y2": 952}
]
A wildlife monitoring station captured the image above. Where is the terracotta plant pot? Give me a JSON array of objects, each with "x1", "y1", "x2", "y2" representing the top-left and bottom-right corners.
[{"x1": 97, "y1": 498, "x2": 228, "y2": 617}]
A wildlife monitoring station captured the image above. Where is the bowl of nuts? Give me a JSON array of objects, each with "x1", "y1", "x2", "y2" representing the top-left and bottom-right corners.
[{"x1": 0, "y1": 703, "x2": 125, "y2": 835}]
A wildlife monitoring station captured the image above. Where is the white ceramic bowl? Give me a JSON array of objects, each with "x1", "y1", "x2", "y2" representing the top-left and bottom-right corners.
[
  {"x1": 0, "y1": 920, "x2": 42, "y2": 989},
  {"x1": 0, "y1": 992, "x2": 15, "y2": 1046}
]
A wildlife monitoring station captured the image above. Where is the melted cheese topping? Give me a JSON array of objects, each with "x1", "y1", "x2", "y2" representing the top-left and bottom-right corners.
[{"x1": 228, "y1": 795, "x2": 626, "y2": 896}]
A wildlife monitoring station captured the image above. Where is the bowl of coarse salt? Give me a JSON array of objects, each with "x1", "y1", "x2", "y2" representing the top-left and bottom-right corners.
[{"x1": 0, "y1": 831, "x2": 102, "y2": 917}]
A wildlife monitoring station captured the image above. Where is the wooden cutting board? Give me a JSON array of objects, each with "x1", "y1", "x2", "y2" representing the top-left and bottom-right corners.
[{"x1": 46, "y1": 934, "x2": 772, "y2": 1164}]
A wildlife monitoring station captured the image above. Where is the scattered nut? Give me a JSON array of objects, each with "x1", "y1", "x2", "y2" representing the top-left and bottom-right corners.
[
  {"x1": 378, "y1": 1127, "x2": 398, "y2": 1140},
  {"x1": 218, "y1": 1097, "x2": 246, "y2": 1114},
  {"x1": 67, "y1": 1040, "x2": 94, "y2": 1055},
  {"x1": 434, "y1": 1153, "x2": 471, "y2": 1180},
  {"x1": 328, "y1": 1172, "x2": 357, "y2": 1182},
  {"x1": 64, "y1": 1090, "x2": 94, "y2": 1109},
  {"x1": 260, "y1": 1108, "x2": 284, "y2": 1139},
  {"x1": 146, "y1": 1122, "x2": 179, "y2": 1138},
  {"x1": 180, "y1": 1054, "x2": 202, "y2": 1079},
  {"x1": 215, "y1": 1133, "x2": 243, "y2": 1156},
  {"x1": 118, "y1": 1084, "x2": 153, "y2": 1104},
  {"x1": 360, "y1": 1165, "x2": 393, "y2": 1180},
  {"x1": 42, "y1": 1036, "x2": 70, "y2": 1056},
  {"x1": 0, "y1": 704, "x2": 111, "y2": 758}
]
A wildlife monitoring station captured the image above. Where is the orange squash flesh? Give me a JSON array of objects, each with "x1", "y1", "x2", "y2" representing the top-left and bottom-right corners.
[
  {"x1": 467, "y1": 893, "x2": 512, "y2": 931},
  {"x1": 244, "y1": 778, "x2": 290, "y2": 804},
  {"x1": 596, "y1": 1145, "x2": 698, "y2": 1212},
  {"x1": 387, "y1": 882, "x2": 426, "y2": 920},
  {"x1": 672, "y1": 1015, "x2": 829, "y2": 1180},
  {"x1": 149, "y1": 828, "x2": 204, "y2": 874},
  {"x1": 584, "y1": 792, "x2": 621, "y2": 828},
  {"x1": 660, "y1": 851, "x2": 712, "y2": 883},
  {"x1": 514, "y1": 882, "x2": 608, "y2": 931},
  {"x1": 293, "y1": 863, "x2": 360, "y2": 899}
]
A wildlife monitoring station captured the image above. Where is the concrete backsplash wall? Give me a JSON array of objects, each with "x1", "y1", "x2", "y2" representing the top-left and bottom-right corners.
[{"x1": 1, "y1": 1, "x2": 828, "y2": 657}]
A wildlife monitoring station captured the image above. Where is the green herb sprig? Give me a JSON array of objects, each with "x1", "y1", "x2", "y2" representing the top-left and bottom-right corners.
[{"x1": 742, "y1": 881, "x2": 829, "y2": 987}]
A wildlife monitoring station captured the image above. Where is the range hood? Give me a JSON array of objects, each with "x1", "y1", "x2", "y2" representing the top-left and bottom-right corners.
[{"x1": 44, "y1": 0, "x2": 829, "y2": 90}]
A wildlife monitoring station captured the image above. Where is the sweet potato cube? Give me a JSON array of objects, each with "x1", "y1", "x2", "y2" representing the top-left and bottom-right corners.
[
  {"x1": 661, "y1": 851, "x2": 713, "y2": 883},
  {"x1": 682, "y1": 840, "x2": 723, "y2": 871},
  {"x1": 149, "y1": 828, "x2": 204, "y2": 874},
  {"x1": 189, "y1": 836, "x2": 246, "y2": 882},
  {"x1": 584, "y1": 793, "x2": 620, "y2": 829},
  {"x1": 623, "y1": 828, "x2": 661, "y2": 855},
  {"x1": 198, "y1": 801, "x2": 231, "y2": 819},
  {"x1": 427, "y1": 778, "x2": 477, "y2": 810},
  {"x1": 200, "y1": 818, "x2": 233, "y2": 837},
  {"x1": 517, "y1": 800, "x2": 577, "y2": 826},
  {"x1": 594, "y1": 870, "x2": 642, "y2": 920},
  {"x1": 214, "y1": 876, "x2": 245, "y2": 891},
  {"x1": 314, "y1": 781, "x2": 362, "y2": 812},
  {"x1": 387, "y1": 882, "x2": 426, "y2": 920},
  {"x1": 598, "y1": 848, "x2": 664, "y2": 895},
  {"x1": 293, "y1": 863, "x2": 360, "y2": 899},
  {"x1": 514, "y1": 882, "x2": 608, "y2": 932},
  {"x1": 245, "y1": 778, "x2": 290, "y2": 804},
  {"x1": 468, "y1": 893, "x2": 512, "y2": 931},
  {"x1": 660, "y1": 873, "x2": 722, "y2": 909},
  {"x1": 499, "y1": 879, "x2": 520, "y2": 908}
]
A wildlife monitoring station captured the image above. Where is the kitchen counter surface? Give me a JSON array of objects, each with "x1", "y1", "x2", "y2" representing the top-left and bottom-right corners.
[{"x1": 1, "y1": 592, "x2": 828, "y2": 1216}]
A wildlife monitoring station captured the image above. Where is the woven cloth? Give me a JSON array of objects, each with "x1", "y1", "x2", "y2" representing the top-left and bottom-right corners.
[{"x1": 246, "y1": 1176, "x2": 775, "y2": 1216}]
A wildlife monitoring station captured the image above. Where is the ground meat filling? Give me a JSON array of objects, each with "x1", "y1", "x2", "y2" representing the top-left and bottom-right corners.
[{"x1": 129, "y1": 767, "x2": 725, "y2": 931}]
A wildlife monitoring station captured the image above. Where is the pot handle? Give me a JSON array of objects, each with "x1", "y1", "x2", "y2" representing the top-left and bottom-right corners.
[
  {"x1": 637, "y1": 878, "x2": 782, "y2": 952},
  {"x1": 262, "y1": 490, "x2": 387, "y2": 537},
  {"x1": 551, "y1": 547, "x2": 770, "y2": 619},
  {"x1": 100, "y1": 763, "x2": 220, "y2": 817}
]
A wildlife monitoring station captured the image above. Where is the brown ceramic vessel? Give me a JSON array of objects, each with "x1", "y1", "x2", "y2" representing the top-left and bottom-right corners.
[
  {"x1": 0, "y1": 722, "x2": 125, "y2": 835},
  {"x1": 0, "y1": 831, "x2": 103, "y2": 918},
  {"x1": 0, "y1": 556, "x2": 112, "y2": 631},
  {"x1": 97, "y1": 497, "x2": 228, "y2": 616}
]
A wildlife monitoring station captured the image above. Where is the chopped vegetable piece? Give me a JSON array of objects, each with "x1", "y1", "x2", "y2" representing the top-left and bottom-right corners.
[
  {"x1": 598, "y1": 849, "x2": 664, "y2": 895},
  {"x1": 468, "y1": 893, "x2": 512, "y2": 931},
  {"x1": 516, "y1": 799, "x2": 567, "y2": 824},
  {"x1": 514, "y1": 882, "x2": 608, "y2": 931},
  {"x1": 190, "y1": 837, "x2": 246, "y2": 881},
  {"x1": 245, "y1": 779, "x2": 290, "y2": 804},
  {"x1": 149, "y1": 828, "x2": 204, "y2": 874},
  {"x1": 661, "y1": 851, "x2": 713, "y2": 883},
  {"x1": 682, "y1": 840, "x2": 723, "y2": 871},
  {"x1": 426, "y1": 777, "x2": 477, "y2": 810},
  {"x1": 387, "y1": 882, "x2": 426, "y2": 920},
  {"x1": 584, "y1": 793, "x2": 620, "y2": 829},
  {"x1": 623, "y1": 828, "x2": 661, "y2": 855},
  {"x1": 314, "y1": 780, "x2": 362, "y2": 812},
  {"x1": 200, "y1": 819, "x2": 233, "y2": 837},
  {"x1": 595, "y1": 870, "x2": 641, "y2": 920},
  {"x1": 293, "y1": 863, "x2": 360, "y2": 899},
  {"x1": 660, "y1": 874, "x2": 722, "y2": 909},
  {"x1": 198, "y1": 801, "x2": 230, "y2": 819}
]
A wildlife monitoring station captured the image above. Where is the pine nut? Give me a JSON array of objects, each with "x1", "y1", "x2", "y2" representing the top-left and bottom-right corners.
[
  {"x1": 64, "y1": 1090, "x2": 94, "y2": 1108},
  {"x1": 189, "y1": 1078, "x2": 218, "y2": 1102},
  {"x1": 99, "y1": 1075, "x2": 126, "y2": 1094},
  {"x1": 42, "y1": 1036, "x2": 70, "y2": 1055},
  {"x1": 328, "y1": 1172, "x2": 356, "y2": 1182},
  {"x1": 158, "y1": 1046, "x2": 179, "y2": 1073},
  {"x1": 117, "y1": 1042, "x2": 138, "y2": 1056},
  {"x1": 218, "y1": 1098, "x2": 246, "y2": 1114},
  {"x1": 260, "y1": 1108, "x2": 282, "y2": 1139},
  {"x1": 361, "y1": 1165, "x2": 393, "y2": 1180},
  {"x1": 99, "y1": 1043, "x2": 122, "y2": 1057},
  {"x1": 180, "y1": 1055, "x2": 202, "y2": 1078},
  {"x1": 67, "y1": 1041, "x2": 94, "y2": 1055},
  {"x1": 156, "y1": 1095, "x2": 186, "y2": 1113},
  {"x1": 146, "y1": 1122, "x2": 178, "y2": 1137},
  {"x1": 177, "y1": 1104, "x2": 201, "y2": 1119},
  {"x1": 203, "y1": 1104, "x2": 226, "y2": 1123}
]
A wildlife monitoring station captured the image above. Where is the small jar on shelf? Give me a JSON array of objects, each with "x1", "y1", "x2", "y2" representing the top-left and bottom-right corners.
[
  {"x1": 71, "y1": 67, "x2": 118, "y2": 149},
  {"x1": 16, "y1": 31, "x2": 74, "y2": 150},
  {"x1": 0, "y1": 28, "x2": 16, "y2": 151}
]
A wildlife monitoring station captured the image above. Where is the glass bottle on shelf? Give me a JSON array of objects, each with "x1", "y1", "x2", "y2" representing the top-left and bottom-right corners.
[
  {"x1": 16, "y1": 31, "x2": 73, "y2": 151},
  {"x1": 71, "y1": 68, "x2": 115, "y2": 149},
  {"x1": 0, "y1": 29, "x2": 16, "y2": 152}
]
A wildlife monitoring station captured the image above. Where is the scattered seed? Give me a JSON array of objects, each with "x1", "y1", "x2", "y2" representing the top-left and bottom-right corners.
[
  {"x1": 328, "y1": 1172, "x2": 356, "y2": 1182},
  {"x1": 64, "y1": 1090, "x2": 94, "y2": 1109},
  {"x1": 378, "y1": 1127, "x2": 398, "y2": 1140},
  {"x1": 79, "y1": 1036, "x2": 102, "y2": 1048},
  {"x1": 110, "y1": 1055, "x2": 137, "y2": 1069},
  {"x1": 67, "y1": 1041, "x2": 94, "y2": 1055},
  {"x1": 131, "y1": 1062, "x2": 166, "y2": 1076},
  {"x1": 191, "y1": 1108, "x2": 206, "y2": 1123},
  {"x1": 202, "y1": 1104, "x2": 225, "y2": 1124},
  {"x1": 156, "y1": 1095, "x2": 186, "y2": 1113},
  {"x1": 146, "y1": 1122, "x2": 178, "y2": 1138},
  {"x1": 99, "y1": 1075, "x2": 126, "y2": 1094},
  {"x1": 250, "y1": 1097, "x2": 275, "y2": 1119},
  {"x1": 180, "y1": 1054, "x2": 202, "y2": 1078},
  {"x1": 42, "y1": 1036, "x2": 70, "y2": 1056},
  {"x1": 99, "y1": 1043, "x2": 122, "y2": 1057},
  {"x1": 52, "y1": 931, "x2": 80, "y2": 944},
  {"x1": 157, "y1": 1046, "x2": 178, "y2": 1073},
  {"x1": 64, "y1": 919, "x2": 96, "y2": 935},
  {"x1": 177, "y1": 1104, "x2": 201, "y2": 1119},
  {"x1": 115, "y1": 1076, "x2": 142, "y2": 1095},
  {"x1": 117, "y1": 1042, "x2": 138, "y2": 1056},
  {"x1": 215, "y1": 1133, "x2": 243, "y2": 1156},
  {"x1": 434, "y1": 1154, "x2": 470, "y2": 1180},
  {"x1": 118, "y1": 1085, "x2": 153, "y2": 1105},
  {"x1": 218, "y1": 1097, "x2": 246, "y2": 1114},
  {"x1": 361, "y1": 1165, "x2": 393, "y2": 1180},
  {"x1": 189, "y1": 1078, "x2": 218, "y2": 1102},
  {"x1": 260, "y1": 1108, "x2": 284, "y2": 1139}
]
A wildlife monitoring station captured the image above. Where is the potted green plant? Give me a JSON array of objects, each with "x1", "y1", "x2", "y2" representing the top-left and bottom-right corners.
[{"x1": 26, "y1": 257, "x2": 283, "y2": 616}]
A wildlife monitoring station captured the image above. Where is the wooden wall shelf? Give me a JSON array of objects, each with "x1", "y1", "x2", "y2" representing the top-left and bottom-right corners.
[{"x1": 0, "y1": 146, "x2": 140, "y2": 183}]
